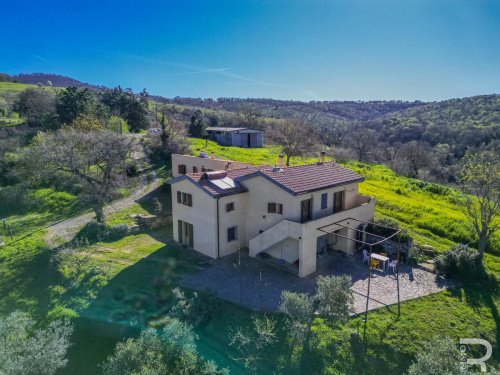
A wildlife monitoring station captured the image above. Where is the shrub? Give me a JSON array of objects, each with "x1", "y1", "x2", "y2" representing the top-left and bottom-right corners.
[
  {"x1": 76, "y1": 220, "x2": 108, "y2": 242},
  {"x1": 107, "y1": 224, "x2": 130, "y2": 241},
  {"x1": 435, "y1": 245, "x2": 485, "y2": 282}
]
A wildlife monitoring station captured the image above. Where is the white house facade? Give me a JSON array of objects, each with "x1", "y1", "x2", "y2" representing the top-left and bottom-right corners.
[{"x1": 170, "y1": 157, "x2": 375, "y2": 277}]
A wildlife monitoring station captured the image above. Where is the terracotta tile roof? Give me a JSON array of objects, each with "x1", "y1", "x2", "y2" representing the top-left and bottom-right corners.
[
  {"x1": 255, "y1": 162, "x2": 364, "y2": 194},
  {"x1": 173, "y1": 162, "x2": 363, "y2": 197},
  {"x1": 184, "y1": 166, "x2": 272, "y2": 197}
]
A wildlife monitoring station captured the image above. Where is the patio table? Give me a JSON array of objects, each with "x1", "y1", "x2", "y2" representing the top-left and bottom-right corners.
[{"x1": 371, "y1": 253, "x2": 389, "y2": 271}]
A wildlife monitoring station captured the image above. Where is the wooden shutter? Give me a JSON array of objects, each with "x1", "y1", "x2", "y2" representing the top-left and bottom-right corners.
[{"x1": 177, "y1": 191, "x2": 181, "y2": 203}]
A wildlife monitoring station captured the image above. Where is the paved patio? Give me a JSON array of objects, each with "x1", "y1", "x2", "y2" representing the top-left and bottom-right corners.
[{"x1": 180, "y1": 250, "x2": 458, "y2": 314}]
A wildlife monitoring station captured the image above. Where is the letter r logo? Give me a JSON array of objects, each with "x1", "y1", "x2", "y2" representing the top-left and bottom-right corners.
[{"x1": 459, "y1": 338, "x2": 492, "y2": 373}]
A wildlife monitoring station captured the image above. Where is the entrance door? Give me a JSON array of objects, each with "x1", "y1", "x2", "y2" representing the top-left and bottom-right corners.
[
  {"x1": 333, "y1": 191, "x2": 345, "y2": 213},
  {"x1": 178, "y1": 220, "x2": 194, "y2": 247},
  {"x1": 301, "y1": 198, "x2": 313, "y2": 223}
]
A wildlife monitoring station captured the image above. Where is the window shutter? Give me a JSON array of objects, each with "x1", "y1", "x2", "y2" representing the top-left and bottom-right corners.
[
  {"x1": 177, "y1": 191, "x2": 181, "y2": 203},
  {"x1": 187, "y1": 194, "x2": 192, "y2": 207},
  {"x1": 268, "y1": 203, "x2": 276, "y2": 213},
  {"x1": 178, "y1": 164, "x2": 186, "y2": 174},
  {"x1": 277, "y1": 204, "x2": 283, "y2": 214}
]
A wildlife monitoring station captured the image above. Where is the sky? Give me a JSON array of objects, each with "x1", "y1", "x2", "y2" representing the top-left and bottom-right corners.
[{"x1": 1, "y1": 0, "x2": 500, "y2": 101}]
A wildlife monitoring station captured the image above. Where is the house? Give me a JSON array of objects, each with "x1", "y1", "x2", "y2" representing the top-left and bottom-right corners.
[
  {"x1": 205, "y1": 127, "x2": 264, "y2": 148},
  {"x1": 170, "y1": 153, "x2": 375, "y2": 277},
  {"x1": 172, "y1": 153, "x2": 253, "y2": 177}
]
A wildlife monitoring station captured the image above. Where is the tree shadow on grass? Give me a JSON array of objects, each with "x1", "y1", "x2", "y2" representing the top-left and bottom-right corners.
[
  {"x1": 0, "y1": 243, "x2": 58, "y2": 317},
  {"x1": 60, "y1": 242, "x2": 211, "y2": 374},
  {"x1": 463, "y1": 279, "x2": 500, "y2": 356}
]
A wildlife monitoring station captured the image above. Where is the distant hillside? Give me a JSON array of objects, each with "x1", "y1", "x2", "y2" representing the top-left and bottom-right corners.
[
  {"x1": 161, "y1": 97, "x2": 427, "y2": 122},
  {"x1": 369, "y1": 94, "x2": 500, "y2": 153},
  {"x1": 9, "y1": 73, "x2": 106, "y2": 90}
]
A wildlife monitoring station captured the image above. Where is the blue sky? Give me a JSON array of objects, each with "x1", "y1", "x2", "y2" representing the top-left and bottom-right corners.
[{"x1": 1, "y1": 0, "x2": 499, "y2": 101}]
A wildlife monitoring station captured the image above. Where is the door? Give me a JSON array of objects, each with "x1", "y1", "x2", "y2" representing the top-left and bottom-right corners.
[
  {"x1": 178, "y1": 220, "x2": 194, "y2": 247},
  {"x1": 333, "y1": 191, "x2": 345, "y2": 213},
  {"x1": 301, "y1": 198, "x2": 313, "y2": 223}
]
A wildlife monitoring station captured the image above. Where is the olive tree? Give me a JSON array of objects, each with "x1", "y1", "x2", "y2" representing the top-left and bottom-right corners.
[
  {"x1": 27, "y1": 129, "x2": 134, "y2": 222},
  {"x1": 407, "y1": 337, "x2": 465, "y2": 375},
  {"x1": 102, "y1": 319, "x2": 228, "y2": 375},
  {"x1": 0, "y1": 311, "x2": 73, "y2": 375},
  {"x1": 458, "y1": 150, "x2": 499, "y2": 260},
  {"x1": 269, "y1": 118, "x2": 319, "y2": 166}
]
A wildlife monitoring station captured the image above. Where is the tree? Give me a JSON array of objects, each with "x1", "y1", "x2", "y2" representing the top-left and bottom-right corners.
[
  {"x1": 315, "y1": 275, "x2": 353, "y2": 323},
  {"x1": 56, "y1": 86, "x2": 95, "y2": 125},
  {"x1": 347, "y1": 128, "x2": 377, "y2": 162},
  {"x1": 102, "y1": 319, "x2": 228, "y2": 375},
  {"x1": 13, "y1": 87, "x2": 56, "y2": 126},
  {"x1": 189, "y1": 109, "x2": 207, "y2": 138},
  {"x1": 458, "y1": 150, "x2": 499, "y2": 260},
  {"x1": 100, "y1": 87, "x2": 149, "y2": 132},
  {"x1": 68, "y1": 114, "x2": 104, "y2": 132},
  {"x1": 407, "y1": 337, "x2": 464, "y2": 375},
  {"x1": 278, "y1": 291, "x2": 314, "y2": 346},
  {"x1": 229, "y1": 315, "x2": 277, "y2": 372},
  {"x1": 236, "y1": 104, "x2": 262, "y2": 129},
  {"x1": 270, "y1": 119, "x2": 319, "y2": 166},
  {"x1": 0, "y1": 311, "x2": 73, "y2": 375},
  {"x1": 401, "y1": 141, "x2": 431, "y2": 178},
  {"x1": 27, "y1": 129, "x2": 134, "y2": 223}
]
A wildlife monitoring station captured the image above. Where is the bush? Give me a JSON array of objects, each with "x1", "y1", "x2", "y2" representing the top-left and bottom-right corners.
[
  {"x1": 0, "y1": 185, "x2": 31, "y2": 214},
  {"x1": 107, "y1": 224, "x2": 130, "y2": 240},
  {"x1": 435, "y1": 245, "x2": 485, "y2": 282},
  {"x1": 370, "y1": 218, "x2": 412, "y2": 243},
  {"x1": 76, "y1": 220, "x2": 108, "y2": 242},
  {"x1": 76, "y1": 220, "x2": 130, "y2": 243}
]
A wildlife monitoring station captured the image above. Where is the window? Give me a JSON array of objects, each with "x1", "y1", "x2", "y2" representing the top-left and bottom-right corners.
[
  {"x1": 321, "y1": 193, "x2": 328, "y2": 209},
  {"x1": 227, "y1": 226, "x2": 238, "y2": 242},
  {"x1": 178, "y1": 164, "x2": 187, "y2": 175},
  {"x1": 333, "y1": 191, "x2": 345, "y2": 213},
  {"x1": 177, "y1": 191, "x2": 192, "y2": 206},
  {"x1": 182, "y1": 193, "x2": 192, "y2": 206},
  {"x1": 192, "y1": 166, "x2": 198, "y2": 173},
  {"x1": 226, "y1": 202, "x2": 235, "y2": 212},
  {"x1": 268, "y1": 203, "x2": 283, "y2": 214}
]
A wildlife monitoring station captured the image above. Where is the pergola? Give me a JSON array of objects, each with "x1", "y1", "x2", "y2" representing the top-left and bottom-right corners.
[{"x1": 317, "y1": 217, "x2": 402, "y2": 339}]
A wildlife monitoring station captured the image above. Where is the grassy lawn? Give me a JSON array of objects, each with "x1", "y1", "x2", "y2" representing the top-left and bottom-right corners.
[{"x1": 309, "y1": 286, "x2": 499, "y2": 374}]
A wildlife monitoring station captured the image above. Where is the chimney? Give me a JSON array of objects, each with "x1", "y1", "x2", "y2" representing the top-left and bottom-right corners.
[
  {"x1": 320, "y1": 151, "x2": 326, "y2": 164},
  {"x1": 278, "y1": 154, "x2": 285, "y2": 168}
]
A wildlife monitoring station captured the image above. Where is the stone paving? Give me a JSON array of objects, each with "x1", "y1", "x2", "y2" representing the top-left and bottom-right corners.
[{"x1": 180, "y1": 250, "x2": 458, "y2": 314}]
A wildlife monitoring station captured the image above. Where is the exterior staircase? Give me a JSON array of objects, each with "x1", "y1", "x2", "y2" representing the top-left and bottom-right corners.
[{"x1": 248, "y1": 220, "x2": 302, "y2": 257}]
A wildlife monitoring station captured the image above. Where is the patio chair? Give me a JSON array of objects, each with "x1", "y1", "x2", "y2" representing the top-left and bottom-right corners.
[
  {"x1": 370, "y1": 259, "x2": 379, "y2": 270},
  {"x1": 362, "y1": 249, "x2": 370, "y2": 263},
  {"x1": 388, "y1": 260, "x2": 398, "y2": 273}
]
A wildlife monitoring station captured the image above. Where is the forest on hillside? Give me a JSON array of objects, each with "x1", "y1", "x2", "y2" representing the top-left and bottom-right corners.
[{"x1": 1, "y1": 72, "x2": 499, "y2": 184}]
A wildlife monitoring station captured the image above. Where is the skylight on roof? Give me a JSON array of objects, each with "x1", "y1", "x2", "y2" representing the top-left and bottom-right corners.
[{"x1": 209, "y1": 177, "x2": 236, "y2": 190}]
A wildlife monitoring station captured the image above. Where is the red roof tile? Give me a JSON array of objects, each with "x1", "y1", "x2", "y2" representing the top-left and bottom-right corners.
[
  {"x1": 258, "y1": 162, "x2": 364, "y2": 194},
  {"x1": 177, "y1": 162, "x2": 363, "y2": 197}
]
